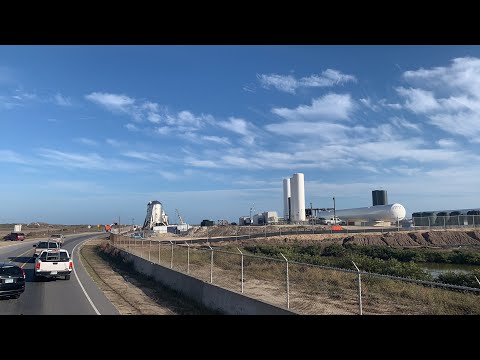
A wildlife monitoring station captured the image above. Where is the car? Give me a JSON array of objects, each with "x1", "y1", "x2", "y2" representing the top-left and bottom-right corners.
[
  {"x1": 129, "y1": 233, "x2": 144, "y2": 239},
  {"x1": 0, "y1": 263, "x2": 26, "y2": 299},
  {"x1": 3, "y1": 232, "x2": 26, "y2": 241},
  {"x1": 32, "y1": 241, "x2": 60, "y2": 258}
]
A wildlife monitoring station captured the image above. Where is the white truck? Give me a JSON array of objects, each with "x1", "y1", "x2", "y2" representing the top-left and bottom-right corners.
[
  {"x1": 34, "y1": 249, "x2": 73, "y2": 280},
  {"x1": 324, "y1": 217, "x2": 345, "y2": 225},
  {"x1": 49, "y1": 234, "x2": 65, "y2": 246}
]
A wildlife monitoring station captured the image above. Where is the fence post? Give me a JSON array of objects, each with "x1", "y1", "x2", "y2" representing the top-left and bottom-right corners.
[
  {"x1": 237, "y1": 247, "x2": 244, "y2": 293},
  {"x1": 169, "y1": 241, "x2": 173, "y2": 269},
  {"x1": 141, "y1": 239, "x2": 144, "y2": 258},
  {"x1": 208, "y1": 245, "x2": 213, "y2": 283},
  {"x1": 265, "y1": 223, "x2": 267, "y2": 239},
  {"x1": 428, "y1": 216, "x2": 431, "y2": 230},
  {"x1": 352, "y1": 261, "x2": 363, "y2": 315},
  {"x1": 236, "y1": 225, "x2": 238, "y2": 241},
  {"x1": 184, "y1": 241, "x2": 190, "y2": 274},
  {"x1": 158, "y1": 241, "x2": 161, "y2": 265},
  {"x1": 148, "y1": 240, "x2": 151, "y2": 261},
  {"x1": 474, "y1": 215, "x2": 476, "y2": 228},
  {"x1": 128, "y1": 237, "x2": 130, "y2": 250},
  {"x1": 280, "y1": 253, "x2": 289, "y2": 309}
]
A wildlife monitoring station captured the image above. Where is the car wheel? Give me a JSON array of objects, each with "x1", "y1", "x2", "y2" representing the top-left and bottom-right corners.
[{"x1": 65, "y1": 275, "x2": 70, "y2": 280}]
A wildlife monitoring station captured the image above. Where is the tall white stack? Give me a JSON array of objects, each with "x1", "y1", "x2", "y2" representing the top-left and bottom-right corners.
[
  {"x1": 283, "y1": 178, "x2": 291, "y2": 221},
  {"x1": 290, "y1": 173, "x2": 306, "y2": 222}
]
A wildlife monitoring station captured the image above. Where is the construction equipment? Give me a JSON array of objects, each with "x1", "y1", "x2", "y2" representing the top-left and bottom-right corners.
[{"x1": 175, "y1": 208, "x2": 185, "y2": 225}]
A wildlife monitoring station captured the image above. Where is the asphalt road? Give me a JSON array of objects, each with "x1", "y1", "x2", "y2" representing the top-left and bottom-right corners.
[{"x1": 0, "y1": 233, "x2": 119, "y2": 315}]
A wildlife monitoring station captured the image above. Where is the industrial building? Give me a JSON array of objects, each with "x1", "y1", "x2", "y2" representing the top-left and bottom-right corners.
[
  {"x1": 239, "y1": 211, "x2": 279, "y2": 226},
  {"x1": 283, "y1": 173, "x2": 306, "y2": 222}
]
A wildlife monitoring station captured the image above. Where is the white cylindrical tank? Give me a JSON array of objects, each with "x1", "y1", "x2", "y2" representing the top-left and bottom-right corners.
[
  {"x1": 316, "y1": 203, "x2": 406, "y2": 222},
  {"x1": 283, "y1": 178, "x2": 291, "y2": 220},
  {"x1": 290, "y1": 173, "x2": 306, "y2": 222}
]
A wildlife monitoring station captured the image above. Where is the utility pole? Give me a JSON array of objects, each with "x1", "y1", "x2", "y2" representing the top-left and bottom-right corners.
[
  {"x1": 333, "y1": 197, "x2": 336, "y2": 225},
  {"x1": 132, "y1": 217, "x2": 134, "y2": 231}
]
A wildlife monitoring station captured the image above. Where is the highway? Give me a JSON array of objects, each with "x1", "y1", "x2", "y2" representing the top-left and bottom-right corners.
[{"x1": 0, "y1": 233, "x2": 119, "y2": 315}]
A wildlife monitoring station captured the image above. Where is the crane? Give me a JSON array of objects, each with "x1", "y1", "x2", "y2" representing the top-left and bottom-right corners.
[{"x1": 175, "y1": 208, "x2": 185, "y2": 225}]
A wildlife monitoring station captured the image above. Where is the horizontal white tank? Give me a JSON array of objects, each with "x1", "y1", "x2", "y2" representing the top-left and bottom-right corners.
[{"x1": 316, "y1": 203, "x2": 406, "y2": 222}]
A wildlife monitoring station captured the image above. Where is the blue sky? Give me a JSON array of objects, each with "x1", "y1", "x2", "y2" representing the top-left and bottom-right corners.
[{"x1": 1, "y1": 45, "x2": 480, "y2": 225}]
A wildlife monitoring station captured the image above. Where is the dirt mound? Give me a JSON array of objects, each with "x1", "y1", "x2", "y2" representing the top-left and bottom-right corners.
[
  {"x1": 221, "y1": 230, "x2": 480, "y2": 248},
  {"x1": 342, "y1": 234, "x2": 386, "y2": 246},
  {"x1": 421, "y1": 231, "x2": 480, "y2": 246}
]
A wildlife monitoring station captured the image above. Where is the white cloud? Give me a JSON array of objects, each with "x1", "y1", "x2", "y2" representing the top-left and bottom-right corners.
[
  {"x1": 378, "y1": 99, "x2": 402, "y2": 109},
  {"x1": 390, "y1": 116, "x2": 421, "y2": 132},
  {"x1": 258, "y1": 69, "x2": 356, "y2": 94},
  {"x1": 429, "y1": 112, "x2": 480, "y2": 142},
  {"x1": 201, "y1": 135, "x2": 231, "y2": 145},
  {"x1": 75, "y1": 138, "x2": 97, "y2": 146},
  {"x1": 184, "y1": 157, "x2": 220, "y2": 168},
  {"x1": 38, "y1": 149, "x2": 141, "y2": 171},
  {"x1": 265, "y1": 121, "x2": 350, "y2": 142},
  {"x1": 125, "y1": 123, "x2": 139, "y2": 131},
  {"x1": 155, "y1": 126, "x2": 172, "y2": 135},
  {"x1": 54, "y1": 93, "x2": 72, "y2": 106},
  {"x1": 122, "y1": 151, "x2": 172, "y2": 162},
  {"x1": 436, "y1": 139, "x2": 456, "y2": 147},
  {"x1": 0, "y1": 150, "x2": 27, "y2": 164},
  {"x1": 399, "y1": 57, "x2": 480, "y2": 143},
  {"x1": 217, "y1": 117, "x2": 256, "y2": 145},
  {"x1": 272, "y1": 93, "x2": 355, "y2": 121},
  {"x1": 142, "y1": 102, "x2": 159, "y2": 112},
  {"x1": 396, "y1": 87, "x2": 440, "y2": 113},
  {"x1": 257, "y1": 74, "x2": 297, "y2": 93},
  {"x1": 85, "y1": 92, "x2": 135, "y2": 113},
  {"x1": 147, "y1": 112, "x2": 161, "y2": 123},
  {"x1": 403, "y1": 57, "x2": 480, "y2": 97},
  {"x1": 359, "y1": 97, "x2": 379, "y2": 111}
]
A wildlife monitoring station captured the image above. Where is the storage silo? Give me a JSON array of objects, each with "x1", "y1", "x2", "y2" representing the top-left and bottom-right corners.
[
  {"x1": 283, "y1": 178, "x2": 291, "y2": 221},
  {"x1": 290, "y1": 173, "x2": 306, "y2": 222},
  {"x1": 372, "y1": 190, "x2": 388, "y2": 206}
]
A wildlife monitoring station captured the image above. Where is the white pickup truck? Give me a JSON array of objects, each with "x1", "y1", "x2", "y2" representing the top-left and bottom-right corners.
[
  {"x1": 34, "y1": 249, "x2": 73, "y2": 281},
  {"x1": 49, "y1": 234, "x2": 65, "y2": 246}
]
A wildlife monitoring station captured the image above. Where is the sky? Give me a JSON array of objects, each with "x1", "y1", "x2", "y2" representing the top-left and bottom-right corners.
[{"x1": 1, "y1": 45, "x2": 480, "y2": 225}]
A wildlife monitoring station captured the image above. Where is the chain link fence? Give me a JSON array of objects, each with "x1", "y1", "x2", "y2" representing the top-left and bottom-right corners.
[{"x1": 113, "y1": 235, "x2": 480, "y2": 314}]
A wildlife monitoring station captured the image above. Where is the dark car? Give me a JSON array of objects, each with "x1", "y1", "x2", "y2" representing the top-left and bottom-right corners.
[
  {"x1": 3, "y1": 232, "x2": 26, "y2": 241},
  {"x1": 0, "y1": 263, "x2": 26, "y2": 299}
]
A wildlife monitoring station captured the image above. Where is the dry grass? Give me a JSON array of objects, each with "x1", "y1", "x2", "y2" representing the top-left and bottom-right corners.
[{"x1": 114, "y1": 235, "x2": 480, "y2": 315}]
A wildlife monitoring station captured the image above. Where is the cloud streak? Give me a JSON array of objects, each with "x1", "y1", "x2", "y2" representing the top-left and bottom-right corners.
[
  {"x1": 258, "y1": 69, "x2": 356, "y2": 94},
  {"x1": 272, "y1": 93, "x2": 355, "y2": 121}
]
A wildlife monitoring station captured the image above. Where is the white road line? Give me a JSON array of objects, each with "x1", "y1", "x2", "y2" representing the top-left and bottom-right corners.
[{"x1": 72, "y1": 241, "x2": 101, "y2": 315}]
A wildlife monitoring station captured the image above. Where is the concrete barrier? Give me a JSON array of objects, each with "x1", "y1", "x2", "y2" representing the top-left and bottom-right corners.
[{"x1": 115, "y1": 247, "x2": 296, "y2": 315}]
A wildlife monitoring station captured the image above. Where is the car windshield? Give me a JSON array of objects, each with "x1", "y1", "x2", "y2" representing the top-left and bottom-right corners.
[
  {"x1": 0, "y1": 266, "x2": 23, "y2": 276},
  {"x1": 50, "y1": 235, "x2": 62, "y2": 238},
  {"x1": 37, "y1": 242, "x2": 59, "y2": 249}
]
